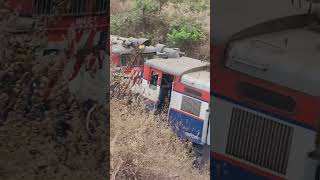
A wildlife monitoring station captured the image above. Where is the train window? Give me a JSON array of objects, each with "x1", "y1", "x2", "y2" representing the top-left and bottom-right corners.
[
  {"x1": 70, "y1": 0, "x2": 87, "y2": 14},
  {"x1": 149, "y1": 71, "x2": 158, "y2": 90},
  {"x1": 184, "y1": 87, "x2": 202, "y2": 98},
  {"x1": 94, "y1": 0, "x2": 107, "y2": 13},
  {"x1": 140, "y1": 53, "x2": 156, "y2": 65},
  {"x1": 142, "y1": 53, "x2": 156, "y2": 60},
  {"x1": 33, "y1": 0, "x2": 53, "y2": 15},
  {"x1": 238, "y1": 82, "x2": 296, "y2": 112},
  {"x1": 181, "y1": 96, "x2": 201, "y2": 117},
  {"x1": 43, "y1": 49, "x2": 59, "y2": 55},
  {"x1": 120, "y1": 54, "x2": 130, "y2": 66}
]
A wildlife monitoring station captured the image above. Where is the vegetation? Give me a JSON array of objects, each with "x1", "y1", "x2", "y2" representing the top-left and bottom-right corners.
[
  {"x1": 167, "y1": 17, "x2": 205, "y2": 48},
  {"x1": 110, "y1": 0, "x2": 210, "y2": 60}
]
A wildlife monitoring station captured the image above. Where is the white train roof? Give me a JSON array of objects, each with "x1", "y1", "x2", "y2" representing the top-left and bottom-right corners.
[
  {"x1": 110, "y1": 35, "x2": 128, "y2": 44},
  {"x1": 181, "y1": 70, "x2": 210, "y2": 92},
  {"x1": 111, "y1": 44, "x2": 156, "y2": 54},
  {"x1": 111, "y1": 44, "x2": 133, "y2": 54},
  {"x1": 144, "y1": 57, "x2": 209, "y2": 76},
  {"x1": 226, "y1": 27, "x2": 320, "y2": 96}
]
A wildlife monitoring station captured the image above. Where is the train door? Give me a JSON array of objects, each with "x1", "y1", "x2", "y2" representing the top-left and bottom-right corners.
[
  {"x1": 143, "y1": 70, "x2": 161, "y2": 111},
  {"x1": 157, "y1": 74, "x2": 174, "y2": 110}
]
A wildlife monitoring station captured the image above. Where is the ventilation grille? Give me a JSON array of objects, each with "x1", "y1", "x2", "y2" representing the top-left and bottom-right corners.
[
  {"x1": 226, "y1": 108, "x2": 293, "y2": 175},
  {"x1": 94, "y1": 0, "x2": 107, "y2": 12},
  {"x1": 33, "y1": 0, "x2": 53, "y2": 15},
  {"x1": 33, "y1": 0, "x2": 107, "y2": 16}
]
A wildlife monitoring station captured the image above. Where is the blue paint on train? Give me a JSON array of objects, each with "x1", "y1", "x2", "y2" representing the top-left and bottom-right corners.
[
  {"x1": 169, "y1": 108, "x2": 204, "y2": 145},
  {"x1": 211, "y1": 156, "x2": 272, "y2": 180}
]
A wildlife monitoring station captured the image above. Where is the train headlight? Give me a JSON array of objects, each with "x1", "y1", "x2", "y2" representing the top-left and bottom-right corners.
[{"x1": 139, "y1": 44, "x2": 145, "y2": 50}]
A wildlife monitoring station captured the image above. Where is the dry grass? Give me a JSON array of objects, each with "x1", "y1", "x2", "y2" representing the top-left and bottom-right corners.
[
  {"x1": 110, "y1": 99, "x2": 209, "y2": 180},
  {"x1": 110, "y1": 0, "x2": 133, "y2": 15},
  {"x1": 110, "y1": 68, "x2": 209, "y2": 180}
]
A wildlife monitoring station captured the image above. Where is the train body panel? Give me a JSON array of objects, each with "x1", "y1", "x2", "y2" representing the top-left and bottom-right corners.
[
  {"x1": 211, "y1": 14, "x2": 320, "y2": 180},
  {"x1": 170, "y1": 70, "x2": 210, "y2": 145},
  {"x1": 211, "y1": 95, "x2": 317, "y2": 180},
  {"x1": 169, "y1": 90, "x2": 209, "y2": 144}
]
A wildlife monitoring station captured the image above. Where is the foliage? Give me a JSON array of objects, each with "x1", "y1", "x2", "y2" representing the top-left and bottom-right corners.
[
  {"x1": 188, "y1": 0, "x2": 209, "y2": 13},
  {"x1": 133, "y1": 0, "x2": 171, "y2": 14},
  {"x1": 171, "y1": 0, "x2": 209, "y2": 13},
  {"x1": 110, "y1": 10, "x2": 141, "y2": 37},
  {"x1": 110, "y1": 0, "x2": 210, "y2": 60},
  {"x1": 139, "y1": 29, "x2": 167, "y2": 44},
  {"x1": 167, "y1": 17, "x2": 205, "y2": 47},
  {"x1": 111, "y1": 9, "x2": 168, "y2": 43},
  {"x1": 134, "y1": 0, "x2": 159, "y2": 14}
]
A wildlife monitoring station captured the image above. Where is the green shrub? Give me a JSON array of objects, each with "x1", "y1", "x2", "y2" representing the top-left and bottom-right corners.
[{"x1": 167, "y1": 17, "x2": 205, "y2": 47}]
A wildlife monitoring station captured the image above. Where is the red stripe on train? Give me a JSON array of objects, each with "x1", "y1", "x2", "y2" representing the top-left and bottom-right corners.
[
  {"x1": 211, "y1": 46, "x2": 320, "y2": 129},
  {"x1": 170, "y1": 108, "x2": 204, "y2": 122},
  {"x1": 173, "y1": 76, "x2": 210, "y2": 102}
]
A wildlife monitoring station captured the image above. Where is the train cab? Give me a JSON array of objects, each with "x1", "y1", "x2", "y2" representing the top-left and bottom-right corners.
[
  {"x1": 138, "y1": 57, "x2": 208, "y2": 110},
  {"x1": 169, "y1": 69, "x2": 210, "y2": 145}
]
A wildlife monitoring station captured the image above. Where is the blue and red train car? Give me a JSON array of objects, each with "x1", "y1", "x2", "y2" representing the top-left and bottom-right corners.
[{"x1": 138, "y1": 57, "x2": 211, "y2": 147}]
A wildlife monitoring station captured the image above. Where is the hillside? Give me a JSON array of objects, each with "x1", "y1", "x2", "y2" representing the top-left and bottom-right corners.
[{"x1": 110, "y1": 0, "x2": 210, "y2": 61}]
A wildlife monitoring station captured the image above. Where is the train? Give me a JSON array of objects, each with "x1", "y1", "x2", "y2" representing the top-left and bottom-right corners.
[
  {"x1": 110, "y1": 35, "x2": 211, "y2": 160},
  {"x1": 211, "y1": 2, "x2": 320, "y2": 179},
  {"x1": 5, "y1": 0, "x2": 108, "y2": 104},
  {"x1": 110, "y1": 35, "x2": 184, "y2": 76},
  {"x1": 139, "y1": 57, "x2": 210, "y2": 149}
]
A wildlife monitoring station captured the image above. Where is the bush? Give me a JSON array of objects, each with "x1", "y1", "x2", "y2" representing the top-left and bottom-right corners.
[
  {"x1": 171, "y1": 0, "x2": 209, "y2": 13},
  {"x1": 188, "y1": 0, "x2": 209, "y2": 13},
  {"x1": 167, "y1": 17, "x2": 205, "y2": 47},
  {"x1": 110, "y1": 10, "x2": 141, "y2": 37},
  {"x1": 134, "y1": 0, "x2": 159, "y2": 14},
  {"x1": 111, "y1": 3, "x2": 169, "y2": 43}
]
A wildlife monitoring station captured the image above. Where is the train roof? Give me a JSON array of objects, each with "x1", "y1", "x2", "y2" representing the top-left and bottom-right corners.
[
  {"x1": 111, "y1": 44, "x2": 156, "y2": 54},
  {"x1": 144, "y1": 57, "x2": 209, "y2": 76},
  {"x1": 110, "y1": 35, "x2": 127, "y2": 44},
  {"x1": 144, "y1": 46, "x2": 157, "y2": 53},
  {"x1": 226, "y1": 27, "x2": 320, "y2": 96},
  {"x1": 111, "y1": 44, "x2": 132, "y2": 54},
  {"x1": 181, "y1": 70, "x2": 210, "y2": 92}
]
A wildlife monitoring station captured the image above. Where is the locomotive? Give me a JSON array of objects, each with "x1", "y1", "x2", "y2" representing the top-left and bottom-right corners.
[
  {"x1": 211, "y1": 1, "x2": 320, "y2": 179},
  {"x1": 5, "y1": 0, "x2": 108, "y2": 104}
]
